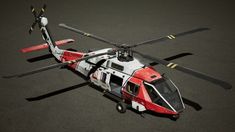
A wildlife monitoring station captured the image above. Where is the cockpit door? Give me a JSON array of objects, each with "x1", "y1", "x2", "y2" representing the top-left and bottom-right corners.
[
  {"x1": 123, "y1": 81, "x2": 146, "y2": 112},
  {"x1": 123, "y1": 81, "x2": 139, "y2": 99}
]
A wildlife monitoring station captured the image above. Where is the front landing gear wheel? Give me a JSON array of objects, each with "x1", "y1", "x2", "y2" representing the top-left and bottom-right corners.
[
  {"x1": 116, "y1": 102, "x2": 127, "y2": 113},
  {"x1": 171, "y1": 114, "x2": 180, "y2": 121}
]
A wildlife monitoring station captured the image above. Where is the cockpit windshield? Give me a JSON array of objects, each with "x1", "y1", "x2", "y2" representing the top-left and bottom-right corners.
[{"x1": 144, "y1": 77, "x2": 184, "y2": 112}]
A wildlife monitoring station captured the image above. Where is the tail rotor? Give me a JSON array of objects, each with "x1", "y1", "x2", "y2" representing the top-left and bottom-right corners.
[{"x1": 29, "y1": 4, "x2": 47, "y2": 34}]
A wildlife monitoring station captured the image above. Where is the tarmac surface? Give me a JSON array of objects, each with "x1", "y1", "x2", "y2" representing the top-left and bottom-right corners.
[{"x1": 0, "y1": 0, "x2": 235, "y2": 132}]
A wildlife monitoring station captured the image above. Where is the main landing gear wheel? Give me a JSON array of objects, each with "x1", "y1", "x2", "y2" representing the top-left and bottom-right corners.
[{"x1": 116, "y1": 102, "x2": 127, "y2": 113}]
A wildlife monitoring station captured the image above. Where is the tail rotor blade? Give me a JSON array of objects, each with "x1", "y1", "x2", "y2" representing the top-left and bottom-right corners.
[
  {"x1": 29, "y1": 21, "x2": 37, "y2": 34},
  {"x1": 38, "y1": 4, "x2": 46, "y2": 17},
  {"x1": 30, "y1": 5, "x2": 37, "y2": 18}
]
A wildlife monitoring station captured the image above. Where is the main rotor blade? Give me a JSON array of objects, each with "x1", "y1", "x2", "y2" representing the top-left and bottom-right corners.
[
  {"x1": 2, "y1": 50, "x2": 116, "y2": 78},
  {"x1": 149, "y1": 52, "x2": 193, "y2": 66},
  {"x1": 59, "y1": 23, "x2": 120, "y2": 47},
  {"x1": 131, "y1": 28, "x2": 210, "y2": 48},
  {"x1": 133, "y1": 50, "x2": 232, "y2": 89}
]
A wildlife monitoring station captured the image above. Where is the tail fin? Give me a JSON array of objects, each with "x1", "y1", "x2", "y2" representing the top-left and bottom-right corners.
[
  {"x1": 21, "y1": 39, "x2": 74, "y2": 53},
  {"x1": 28, "y1": 5, "x2": 65, "y2": 60}
]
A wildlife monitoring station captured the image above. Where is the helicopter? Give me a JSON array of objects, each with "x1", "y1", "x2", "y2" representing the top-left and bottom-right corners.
[{"x1": 3, "y1": 5, "x2": 232, "y2": 120}]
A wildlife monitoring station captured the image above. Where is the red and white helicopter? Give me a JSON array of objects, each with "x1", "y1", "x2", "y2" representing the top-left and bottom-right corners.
[{"x1": 3, "y1": 5, "x2": 232, "y2": 120}]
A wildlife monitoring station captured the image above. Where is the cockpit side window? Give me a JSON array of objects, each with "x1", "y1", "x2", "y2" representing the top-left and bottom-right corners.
[
  {"x1": 144, "y1": 83, "x2": 160, "y2": 102},
  {"x1": 125, "y1": 82, "x2": 139, "y2": 96}
]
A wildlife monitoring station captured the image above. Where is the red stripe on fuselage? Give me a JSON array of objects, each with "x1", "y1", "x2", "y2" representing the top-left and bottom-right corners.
[{"x1": 60, "y1": 50, "x2": 84, "y2": 69}]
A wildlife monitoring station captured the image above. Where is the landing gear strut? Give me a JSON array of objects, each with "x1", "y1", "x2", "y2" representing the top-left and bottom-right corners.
[{"x1": 171, "y1": 114, "x2": 180, "y2": 121}]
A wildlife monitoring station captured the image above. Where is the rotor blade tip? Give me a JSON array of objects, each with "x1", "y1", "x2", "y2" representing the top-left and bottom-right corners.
[
  {"x1": 185, "y1": 52, "x2": 193, "y2": 55},
  {"x1": 59, "y1": 23, "x2": 66, "y2": 27},
  {"x1": 26, "y1": 98, "x2": 35, "y2": 101}
]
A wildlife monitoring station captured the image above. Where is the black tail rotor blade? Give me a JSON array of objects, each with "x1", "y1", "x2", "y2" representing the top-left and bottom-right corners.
[
  {"x1": 59, "y1": 23, "x2": 120, "y2": 47},
  {"x1": 29, "y1": 5, "x2": 38, "y2": 34},
  {"x1": 38, "y1": 4, "x2": 46, "y2": 17},
  {"x1": 29, "y1": 21, "x2": 37, "y2": 34},
  {"x1": 131, "y1": 27, "x2": 210, "y2": 48},
  {"x1": 2, "y1": 50, "x2": 116, "y2": 78},
  {"x1": 30, "y1": 5, "x2": 37, "y2": 18},
  {"x1": 133, "y1": 50, "x2": 232, "y2": 89}
]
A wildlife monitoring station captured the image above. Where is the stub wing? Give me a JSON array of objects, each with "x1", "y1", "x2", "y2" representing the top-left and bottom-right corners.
[{"x1": 20, "y1": 39, "x2": 74, "y2": 53}]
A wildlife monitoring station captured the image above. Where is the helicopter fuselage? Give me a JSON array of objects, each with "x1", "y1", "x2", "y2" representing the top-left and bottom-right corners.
[{"x1": 61, "y1": 48, "x2": 185, "y2": 117}]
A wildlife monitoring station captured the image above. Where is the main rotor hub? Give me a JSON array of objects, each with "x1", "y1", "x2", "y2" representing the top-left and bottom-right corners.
[
  {"x1": 120, "y1": 43, "x2": 130, "y2": 48},
  {"x1": 40, "y1": 17, "x2": 48, "y2": 26},
  {"x1": 117, "y1": 44, "x2": 133, "y2": 62}
]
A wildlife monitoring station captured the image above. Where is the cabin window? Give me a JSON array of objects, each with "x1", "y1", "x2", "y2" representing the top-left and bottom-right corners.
[
  {"x1": 101, "y1": 73, "x2": 107, "y2": 83},
  {"x1": 109, "y1": 74, "x2": 123, "y2": 89},
  {"x1": 111, "y1": 62, "x2": 124, "y2": 71},
  {"x1": 126, "y1": 82, "x2": 139, "y2": 96}
]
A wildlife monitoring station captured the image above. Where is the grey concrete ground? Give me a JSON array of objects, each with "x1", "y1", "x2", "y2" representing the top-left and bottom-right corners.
[{"x1": 0, "y1": 0, "x2": 235, "y2": 132}]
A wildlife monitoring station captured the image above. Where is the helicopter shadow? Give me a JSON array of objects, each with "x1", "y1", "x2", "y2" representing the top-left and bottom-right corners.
[
  {"x1": 26, "y1": 48, "x2": 78, "y2": 63},
  {"x1": 26, "y1": 81, "x2": 90, "y2": 101},
  {"x1": 182, "y1": 97, "x2": 202, "y2": 111},
  {"x1": 25, "y1": 59, "x2": 95, "y2": 101}
]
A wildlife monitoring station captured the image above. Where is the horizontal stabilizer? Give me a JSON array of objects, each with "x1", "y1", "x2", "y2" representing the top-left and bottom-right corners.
[{"x1": 21, "y1": 39, "x2": 74, "y2": 53}]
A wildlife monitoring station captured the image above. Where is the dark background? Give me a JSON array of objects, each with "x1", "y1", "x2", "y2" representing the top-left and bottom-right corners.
[{"x1": 0, "y1": 0, "x2": 235, "y2": 132}]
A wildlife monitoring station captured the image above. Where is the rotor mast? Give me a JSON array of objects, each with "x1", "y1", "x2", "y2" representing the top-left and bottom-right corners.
[{"x1": 117, "y1": 44, "x2": 133, "y2": 61}]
